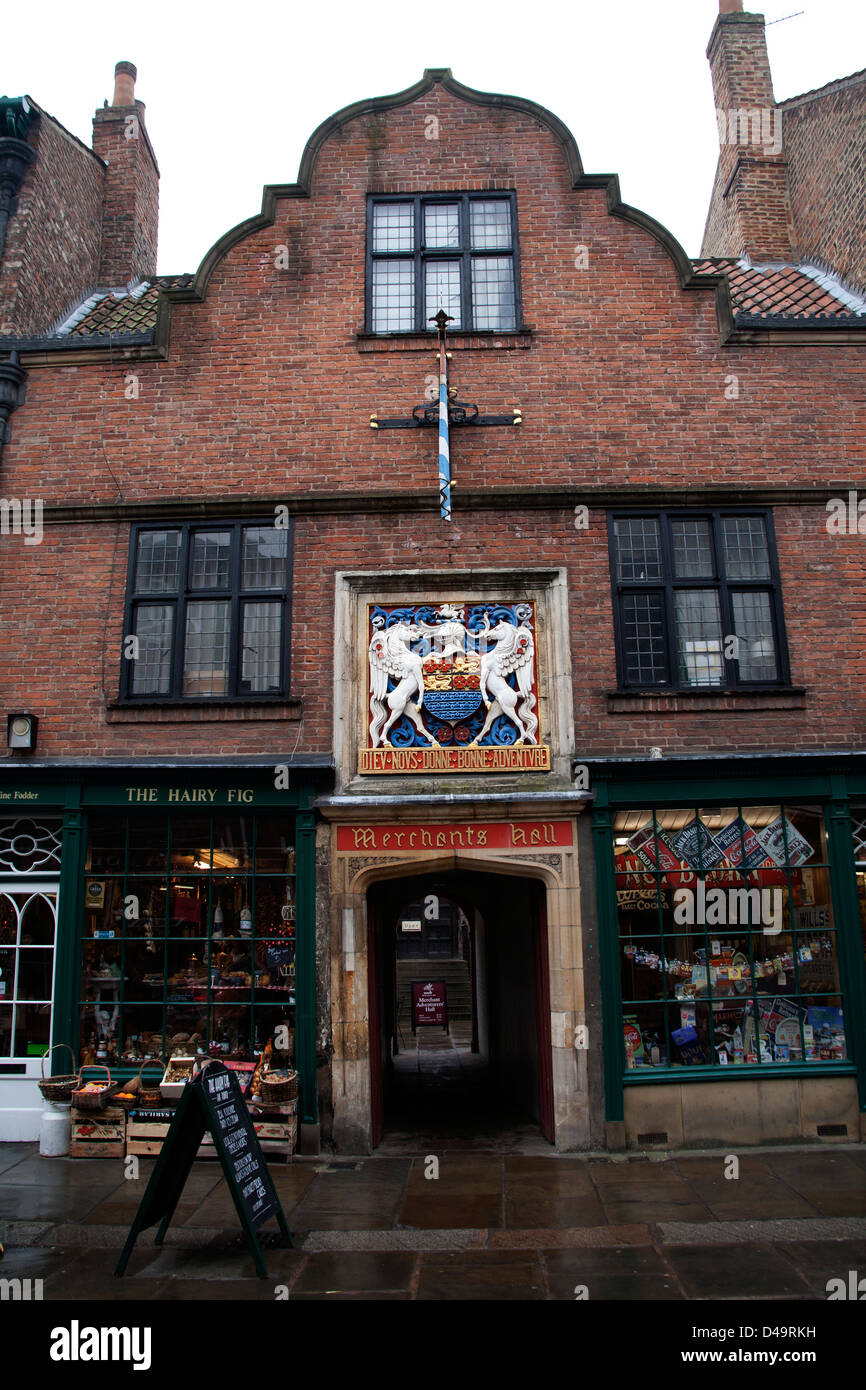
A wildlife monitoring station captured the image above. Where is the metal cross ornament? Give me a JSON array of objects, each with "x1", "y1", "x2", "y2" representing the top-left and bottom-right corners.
[{"x1": 369, "y1": 308, "x2": 523, "y2": 521}]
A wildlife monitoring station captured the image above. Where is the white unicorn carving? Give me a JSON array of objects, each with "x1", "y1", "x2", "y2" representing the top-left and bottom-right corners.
[
  {"x1": 368, "y1": 621, "x2": 438, "y2": 749},
  {"x1": 472, "y1": 616, "x2": 539, "y2": 746}
]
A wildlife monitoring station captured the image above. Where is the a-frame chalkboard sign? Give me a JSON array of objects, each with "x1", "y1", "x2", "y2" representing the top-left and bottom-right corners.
[{"x1": 115, "y1": 1060, "x2": 292, "y2": 1279}]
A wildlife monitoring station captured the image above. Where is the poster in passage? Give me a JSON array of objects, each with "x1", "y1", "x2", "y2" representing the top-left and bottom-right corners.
[{"x1": 412, "y1": 980, "x2": 447, "y2": 1027}]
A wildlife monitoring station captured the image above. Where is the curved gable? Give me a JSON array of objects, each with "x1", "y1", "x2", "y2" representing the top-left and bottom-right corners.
[{"x1": 164, "y1": 68, "x2": 717, "y2": 318}]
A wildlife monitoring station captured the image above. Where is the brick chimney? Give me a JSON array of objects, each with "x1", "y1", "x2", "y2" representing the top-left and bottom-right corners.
[
  {"x1": 92, "y1": 62, "x2": 159, "y2": 285},
  {"x1": 701, "y1": 5, "x2": 795, "y2": 261}
]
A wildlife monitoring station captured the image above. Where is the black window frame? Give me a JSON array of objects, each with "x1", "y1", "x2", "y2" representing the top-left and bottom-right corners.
[
  {"x1": 607, "y1": 508, "x2": 791, "y2": 692},
  {"x1": 120, "y1": 518, "x2": 294, "y2": 704},
  {"x1": 365, "y1": 191, "x2": 523, "y2": 334}
]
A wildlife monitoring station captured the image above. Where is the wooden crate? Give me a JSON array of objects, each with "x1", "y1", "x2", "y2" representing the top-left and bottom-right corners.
[
  {"x1": 70, "y1": 1106, "x2": 126, "y2": 1158},
  {"x1": 126, "y1": 1116, "x2": 171, "y2": 1157}
]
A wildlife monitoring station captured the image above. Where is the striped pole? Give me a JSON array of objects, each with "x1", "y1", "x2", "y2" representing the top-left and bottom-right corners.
[{"x1": 432, "y1": 309, "x2": 453, "y2": 522}]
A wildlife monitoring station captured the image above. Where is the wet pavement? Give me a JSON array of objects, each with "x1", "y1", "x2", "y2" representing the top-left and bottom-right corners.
[{"x1": 1, "y1": 1141, "x2": 865, "y2": 1300}]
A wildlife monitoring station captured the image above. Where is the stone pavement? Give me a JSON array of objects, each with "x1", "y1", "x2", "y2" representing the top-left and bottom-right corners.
[{"x1": 1, "y1": 1141, "x2": 865, "y2": 1300}]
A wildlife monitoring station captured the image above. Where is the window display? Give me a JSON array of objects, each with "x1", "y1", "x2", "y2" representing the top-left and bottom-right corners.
[
  {"x1": 79, "y1": 811, "x2": 296, "y2": 1068},
  {"x1": 614, "y1": 804, "x2": 846, "y2": 1073},
  {"x1": 0, "y1": 888, "x2": 58, "y2": 1058}
]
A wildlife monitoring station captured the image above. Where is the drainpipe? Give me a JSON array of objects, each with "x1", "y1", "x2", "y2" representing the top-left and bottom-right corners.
[
  {"x1": 0, "y1": 350, "x2": 26, "y2": 465},
  {"x1": 0, "y1": 97, "x2": 36, "y2": 262}
]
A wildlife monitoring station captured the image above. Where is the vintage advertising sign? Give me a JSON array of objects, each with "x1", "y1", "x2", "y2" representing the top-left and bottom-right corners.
[
  {"x1": 337, "y1": 820, "x2": 573, "y2": 852},
  {"x1": 364, "y1": 601, "x2": 549, "y2": 773},
  {"x1": 412, "y1": 980, "x2": 448, "y2": 1029},
  {"x1": 672, "y1": 818, "x2": 726, "y2": 870},
  {"x1": 713, "y1": 817, "x2": 768, "y2": 871},
  {"x1": 757, "y1": 815, "x2": 815, "y2": 867}
]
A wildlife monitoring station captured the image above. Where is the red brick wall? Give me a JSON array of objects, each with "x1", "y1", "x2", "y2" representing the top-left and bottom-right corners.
[
  {"x1": 0, "y1": 112, "x2": 104, "y2": 337},
  {"x1": 2, "y1": 81, "x2": 864, "y2": 764},
  {"x1": 782, "y1": 76, "x2": 866, "y2": 294},
  {"x1": 91, "y1": 100, "x2": 159, "y2": 285}
]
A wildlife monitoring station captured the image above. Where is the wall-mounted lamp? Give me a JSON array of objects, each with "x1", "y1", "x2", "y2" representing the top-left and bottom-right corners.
[{"x1": 7, "y1": 711, "x2": 38, "y2": 751}]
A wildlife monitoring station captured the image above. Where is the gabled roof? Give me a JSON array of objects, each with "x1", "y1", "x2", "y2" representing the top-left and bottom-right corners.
[
  {"x1": 53, "y1": 275, "x2": 194, "y2": 336},
  {"x1": 692, "y1": 258, "x2": 865, "y2": 320}
]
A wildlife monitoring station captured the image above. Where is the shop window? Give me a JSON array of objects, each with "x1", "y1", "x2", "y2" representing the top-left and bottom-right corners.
[
  {"x1": 608, "y1": 512, "x2": 789, "y2": 690},
  {"x1": 366, "y1": 194, "x2": 521, "y2": 333},
  {"x1": 120, "y1": 521, "x2": 293, "y2": 702},
  {"x1": 0, "y1": 888, "x2": 59, "y2": 1059},
  {"x1": 613, "y1": 805, "x2": 846, "y2": 1075},
  {"x1": 79, "y1": 811, "x2": 297, "y2": 1068}
]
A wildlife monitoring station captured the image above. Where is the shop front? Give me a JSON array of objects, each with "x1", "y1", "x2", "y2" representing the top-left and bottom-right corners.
[
  {"x1": 590, "y1": 759, "x2": 866, "y2": 1148},
  {"x1": 0, "y1": 767, "x2": 327, "y2": 1147}
]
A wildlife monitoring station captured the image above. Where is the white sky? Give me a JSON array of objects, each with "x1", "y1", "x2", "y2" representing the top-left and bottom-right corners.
[{"x1": 4, "y1": 0, "x2": 865, "y2": 275}]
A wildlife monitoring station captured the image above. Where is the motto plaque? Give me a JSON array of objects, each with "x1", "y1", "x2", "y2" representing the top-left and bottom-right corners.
[{"x1": 362, "y1": 601, "x2": 550, "y2": 774}]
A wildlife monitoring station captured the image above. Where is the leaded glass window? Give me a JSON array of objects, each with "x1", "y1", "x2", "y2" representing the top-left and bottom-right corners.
[
  {"x1": 367, "y1": 193, "x2": 520, "y2": 333},
  {"x1": 123, "y1": 521, "x2": 292, "y2": 701}
]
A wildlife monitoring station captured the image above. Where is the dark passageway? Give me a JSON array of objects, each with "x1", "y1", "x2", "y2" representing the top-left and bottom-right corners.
[{"x1": 367, "y1": 870, "x2": 554, "y2": 1151}]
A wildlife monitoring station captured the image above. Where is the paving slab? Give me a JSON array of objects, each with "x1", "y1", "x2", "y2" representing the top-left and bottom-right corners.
[
  {"x1": 664, "y1": 1243, "x2": 812, "y2": 1299},
  {"x1": 417, "y1": 1249, "x2": 545, "y2": 1301},
  {"x1": 677, "y1": 1177, "x2": 821, "y2": 1222},
  {"x1": 597, "y1": 1198, "x2": 712, "y2": 1224},
  {"x1": 504, "y1": 1197, "x2": 607, "y2": 1228},
  {"x1": 0, "y1": 1145, "x2": 36, "y2": 1176},
  {"x1": 291, "y1": 1251, "x2": 416, "y2": 1294},
  {"x1": 398, "y1": 1193, "x2": 503, "y2": 1228},
  {"x1": 551, "y1": 1271, "x2": 684, "y2": 1300}
]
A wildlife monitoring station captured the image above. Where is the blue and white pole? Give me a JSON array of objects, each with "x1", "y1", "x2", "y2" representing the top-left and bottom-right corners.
[{"x1": 432, "y1": 310, "x2": 453, "y2": 522}]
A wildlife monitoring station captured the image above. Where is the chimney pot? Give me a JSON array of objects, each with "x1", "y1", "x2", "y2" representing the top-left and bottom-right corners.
[
  {"x1": 112, "y1": 61, "x2": 137, "y2": 106},
  {"x1": 720, "y1": 0, "x2": 744, "y2": 11}
]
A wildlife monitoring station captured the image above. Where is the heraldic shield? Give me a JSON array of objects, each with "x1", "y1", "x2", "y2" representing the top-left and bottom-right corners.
[{"x1": 367, "y1": 601, "x2": 541, "y2": 754}]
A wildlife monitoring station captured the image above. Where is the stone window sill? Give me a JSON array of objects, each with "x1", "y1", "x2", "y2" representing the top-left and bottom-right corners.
[
  {"x1": 606, "y1": 687, "x2": 807, "y2": 715},
  {"x1": 356, "y1": 330, "x2": 534, "y2": 352}
]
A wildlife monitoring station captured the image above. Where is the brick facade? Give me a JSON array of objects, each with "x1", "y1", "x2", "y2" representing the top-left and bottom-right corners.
[
  {"x1": 1, "y1": 46, "x2": 864, "y2": 1153},
  {"x1": 0, "y1": 110, "x2": 104, "y2": 337},
  {"x1": 782, "y1": 74, "x2": 866, "y2": 294},
  {"x1": 2, "y1": 74, "x2": 865, "y2": 761}
]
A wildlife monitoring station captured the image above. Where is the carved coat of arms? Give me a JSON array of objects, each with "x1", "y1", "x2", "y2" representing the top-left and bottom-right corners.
[{"x1": 367, "y1": 602, "x2": 540, "y2": 757}]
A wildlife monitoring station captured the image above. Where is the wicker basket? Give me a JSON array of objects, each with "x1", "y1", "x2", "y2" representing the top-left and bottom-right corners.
[
  {"x1": 71, "y1": 1065, "x2": 121, "y2": 1112},
  {"x1": 259, "y1": 1069, "x2": 298, "y2": 1104},
  {"x1": 134, "y1": 1059, "x2": 166, "y2": 1108},
  {"x1": 38, "y1": 1044, "x2": 79, "y2": 1104},
  {"x1": 113, "y1": 1062, "x2": 145, "y2": 1112}
]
